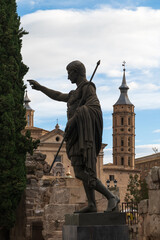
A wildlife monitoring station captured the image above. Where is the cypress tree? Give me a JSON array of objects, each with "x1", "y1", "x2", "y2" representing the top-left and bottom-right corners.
[{"x1": 0, "y1": 0, "x2": 37, "y2": 229}]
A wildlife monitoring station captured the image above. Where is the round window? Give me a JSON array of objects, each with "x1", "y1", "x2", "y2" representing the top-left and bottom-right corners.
[{"x1": 56, "y1": 136, "x2": 60, "y2": 142}]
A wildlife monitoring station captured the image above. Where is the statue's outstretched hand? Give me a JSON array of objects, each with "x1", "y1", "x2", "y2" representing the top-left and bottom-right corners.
[{"x1": 27, "y1": 80, "x2": 41, "y2": 91}]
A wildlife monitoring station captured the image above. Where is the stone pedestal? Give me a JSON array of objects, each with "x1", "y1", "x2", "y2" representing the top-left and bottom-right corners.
[{"x1": 63, "y1": 212, "x2": 129, "y2": 240}]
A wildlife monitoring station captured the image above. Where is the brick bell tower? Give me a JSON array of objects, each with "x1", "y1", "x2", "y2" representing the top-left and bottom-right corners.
[
  {"x1": 113, "y1": 62, "x2": 135, "y2": 169},
  {"x1": 24, "y1": 90, "x2": 34, "y2": 127}
]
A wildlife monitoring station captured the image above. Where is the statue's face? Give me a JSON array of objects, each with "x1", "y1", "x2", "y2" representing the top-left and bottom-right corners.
[{"x1": 67, "y1": 68, "x2": 78, "y2": 84}]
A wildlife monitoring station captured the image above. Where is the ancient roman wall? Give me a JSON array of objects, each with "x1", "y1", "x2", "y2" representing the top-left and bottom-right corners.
[
  {"x1": 10, "y1": 152, "x2": 119, "y2": 240},
  {"x1": 138, "y1": 166, "x2": 160, "y2": 240}
]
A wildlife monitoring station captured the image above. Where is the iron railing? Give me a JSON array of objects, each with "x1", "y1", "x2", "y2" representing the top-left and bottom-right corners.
[{"x1": 121, "y1": 202, "x2": 138, "y2": 225}]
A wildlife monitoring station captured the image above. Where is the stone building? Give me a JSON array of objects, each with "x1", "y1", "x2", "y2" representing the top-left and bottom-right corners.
[
  {"x1": 37, "y1": 122, "x2": 107, "y2": 180},
  {"x1": 135, "y1": 152, "x2": 160, "y2": 180},
  {"x1": 101, "y1": 164, "x2": 139, "y2": 204}
]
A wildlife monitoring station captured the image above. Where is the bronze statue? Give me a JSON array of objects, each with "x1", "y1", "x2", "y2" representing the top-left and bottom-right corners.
[{"x1": 28, "y1": 60, "x2": 120, "y2": 213}]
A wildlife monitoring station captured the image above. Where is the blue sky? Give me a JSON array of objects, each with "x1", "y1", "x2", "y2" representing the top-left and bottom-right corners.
[
  {"x1": 17, "y1": 0, "x2": 160, "y2": 15},
  {"x1": 16, "y1": 0, "x2": 160, "y2": 163}
]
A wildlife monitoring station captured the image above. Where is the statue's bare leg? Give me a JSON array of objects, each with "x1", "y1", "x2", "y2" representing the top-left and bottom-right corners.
[
  {"x1": 74, "y1": 166, "x2": 97, "y2": 213},
  {"x1": 73, "y1": 165, "x2": 120, "y2": 213},
  {"x1": 75, "y1": 182, "x2": 97, "y2": 213},
  {"x1": 94, "y1": 179, "x2": 120, "y2": 212}
]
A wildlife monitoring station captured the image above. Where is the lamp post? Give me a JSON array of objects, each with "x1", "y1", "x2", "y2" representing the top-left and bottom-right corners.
[
  {"x1": 106, "y1": 179, "x2": 110, "y2": 188},
  {"x1": 114, "y1": 179, "x2": 117, "y2": 188}
]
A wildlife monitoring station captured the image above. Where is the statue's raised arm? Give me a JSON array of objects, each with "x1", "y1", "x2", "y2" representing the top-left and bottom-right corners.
[{"x1": 27, "y1": 79, "x2": 69, "y2": 102}]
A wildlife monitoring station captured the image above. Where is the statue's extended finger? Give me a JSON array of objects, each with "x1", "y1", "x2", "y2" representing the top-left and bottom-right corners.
[
  {"x1": 27, "y1": 79, "x2": 35, "y2": 84},
  {"x1": 27, "y1": 80, "x2": 32, "y2": 85}
]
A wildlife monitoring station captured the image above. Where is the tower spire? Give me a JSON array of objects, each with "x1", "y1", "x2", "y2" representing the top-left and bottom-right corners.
[
  {"x1": 24, "y1": 90, "x2": 34, "y2": 127},
  {"x1": 114, "y1": 61, "x2": 132, "y2": 105},
  {"x1": 120, "y1": 61, "x2": 128, "y2": 89},
  {"x1": 24, "y1": 90, "x2": 33, "y2": 110}
]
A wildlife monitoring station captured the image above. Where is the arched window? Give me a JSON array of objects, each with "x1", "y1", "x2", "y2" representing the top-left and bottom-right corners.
[
  {"x1": 115, "y1": 137, "x2": 117, "y2": 147},
  {"x1": 114, "y1": 117, "x2": 117, "y2": 127},
  {"x1": 121, "y1": 138, "x2": 124, "y2": 146},
  {"x1": 121, "y1": 157, "x2": 124, "y2": 165},
  {"x1": 115, "y1": 157, "x2": 117, "y2": 165},
  {"x1": 128, "y1": 137, "x2": 131, "y2": 147},
  {"x1": 128, "y1": 157, "x2": 131, "y2": 166},
  {"x1": 109, "y1": 175, "x2": 115, "y2": 181},
  {"x1": 128, "y1": 117, "x2": 131, "y2": 125},
  {"x1": 52, "y1": 162, "x2": 65, "y2": 177},
  {"x1": 27, "y1": 114, "x2": 30, "y2": 126},
  {"x1": 121, "y1": 117, "x2": 124, "y2": 126}
]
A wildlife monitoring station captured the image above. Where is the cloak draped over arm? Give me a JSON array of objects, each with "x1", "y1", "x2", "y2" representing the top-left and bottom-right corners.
[{"x1": 66, "y1": 82, "x2": 103, "y2": 177}]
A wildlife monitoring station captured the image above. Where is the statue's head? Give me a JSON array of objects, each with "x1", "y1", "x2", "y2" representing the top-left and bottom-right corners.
[{"x1": 66, "y1": 60, "x2": 86, "y2": 77}]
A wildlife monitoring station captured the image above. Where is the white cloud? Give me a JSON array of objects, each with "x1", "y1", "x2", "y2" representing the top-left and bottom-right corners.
[
  {"x1": 98, "y1": 86, "x2": 110, "y2": 92},
  {"x1": 20, "y1": 6, "x2": 160, "y2": 128},
  {"x1": 104, "y1": 126, "x2": 112, "y2": 131},
  {"x1": 135, "y1": 144, "x2": 160, "y2": 158},
  {"x1": 143, "y1": 83, "x2": 160, "y2": 91},
  {"x1": 21, "y1": 7, "x2": 160, "y2": 75},
  {"x1": 104, "y1": 148, "x2": 112, "y2": 164},
  {"x1": 128, "y1": 82, "x2": 139, "y2": 90},
  {"x1": 107, "y1": 69, "x2": 122, "y2": 77},
  {"x1": 131, "y1": 91, "x2": 160, "y2": 110},
  {"x1": 153, "y1": 129, "x2": 160, "y2": 133}
]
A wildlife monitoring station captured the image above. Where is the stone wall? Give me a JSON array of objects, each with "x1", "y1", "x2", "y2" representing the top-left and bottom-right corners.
[
  {"x1": 10, "y1": 152, "x2": 119, "y2": 240},
  {"x1": 42, "y1": 177, "x2": 86, "y2": 240},
  {"x1": 138, "y1": 166, "x2": 160, "y2": 240},
  {"x1": 10, "y1": 152, "x2": 49, "y2": 240}
]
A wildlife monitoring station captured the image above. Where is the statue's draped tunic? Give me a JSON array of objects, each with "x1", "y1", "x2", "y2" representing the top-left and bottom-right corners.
[{"x1": 66, "y1": 81, "x2": 103, "y2": 184}]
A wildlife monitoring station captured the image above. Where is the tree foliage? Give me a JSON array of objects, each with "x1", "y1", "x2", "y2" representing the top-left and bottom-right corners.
[
  {"x1": 0, "y1": 0, "x2": 38, "y2": 229},
  {"x1": 124, "y1": 174, "x2": 149, "y2": 204}
]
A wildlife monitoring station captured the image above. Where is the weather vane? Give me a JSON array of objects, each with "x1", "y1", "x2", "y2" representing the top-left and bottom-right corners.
[{"x1": 122, "y1": 61, "x2": 126, "y2": 70}]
